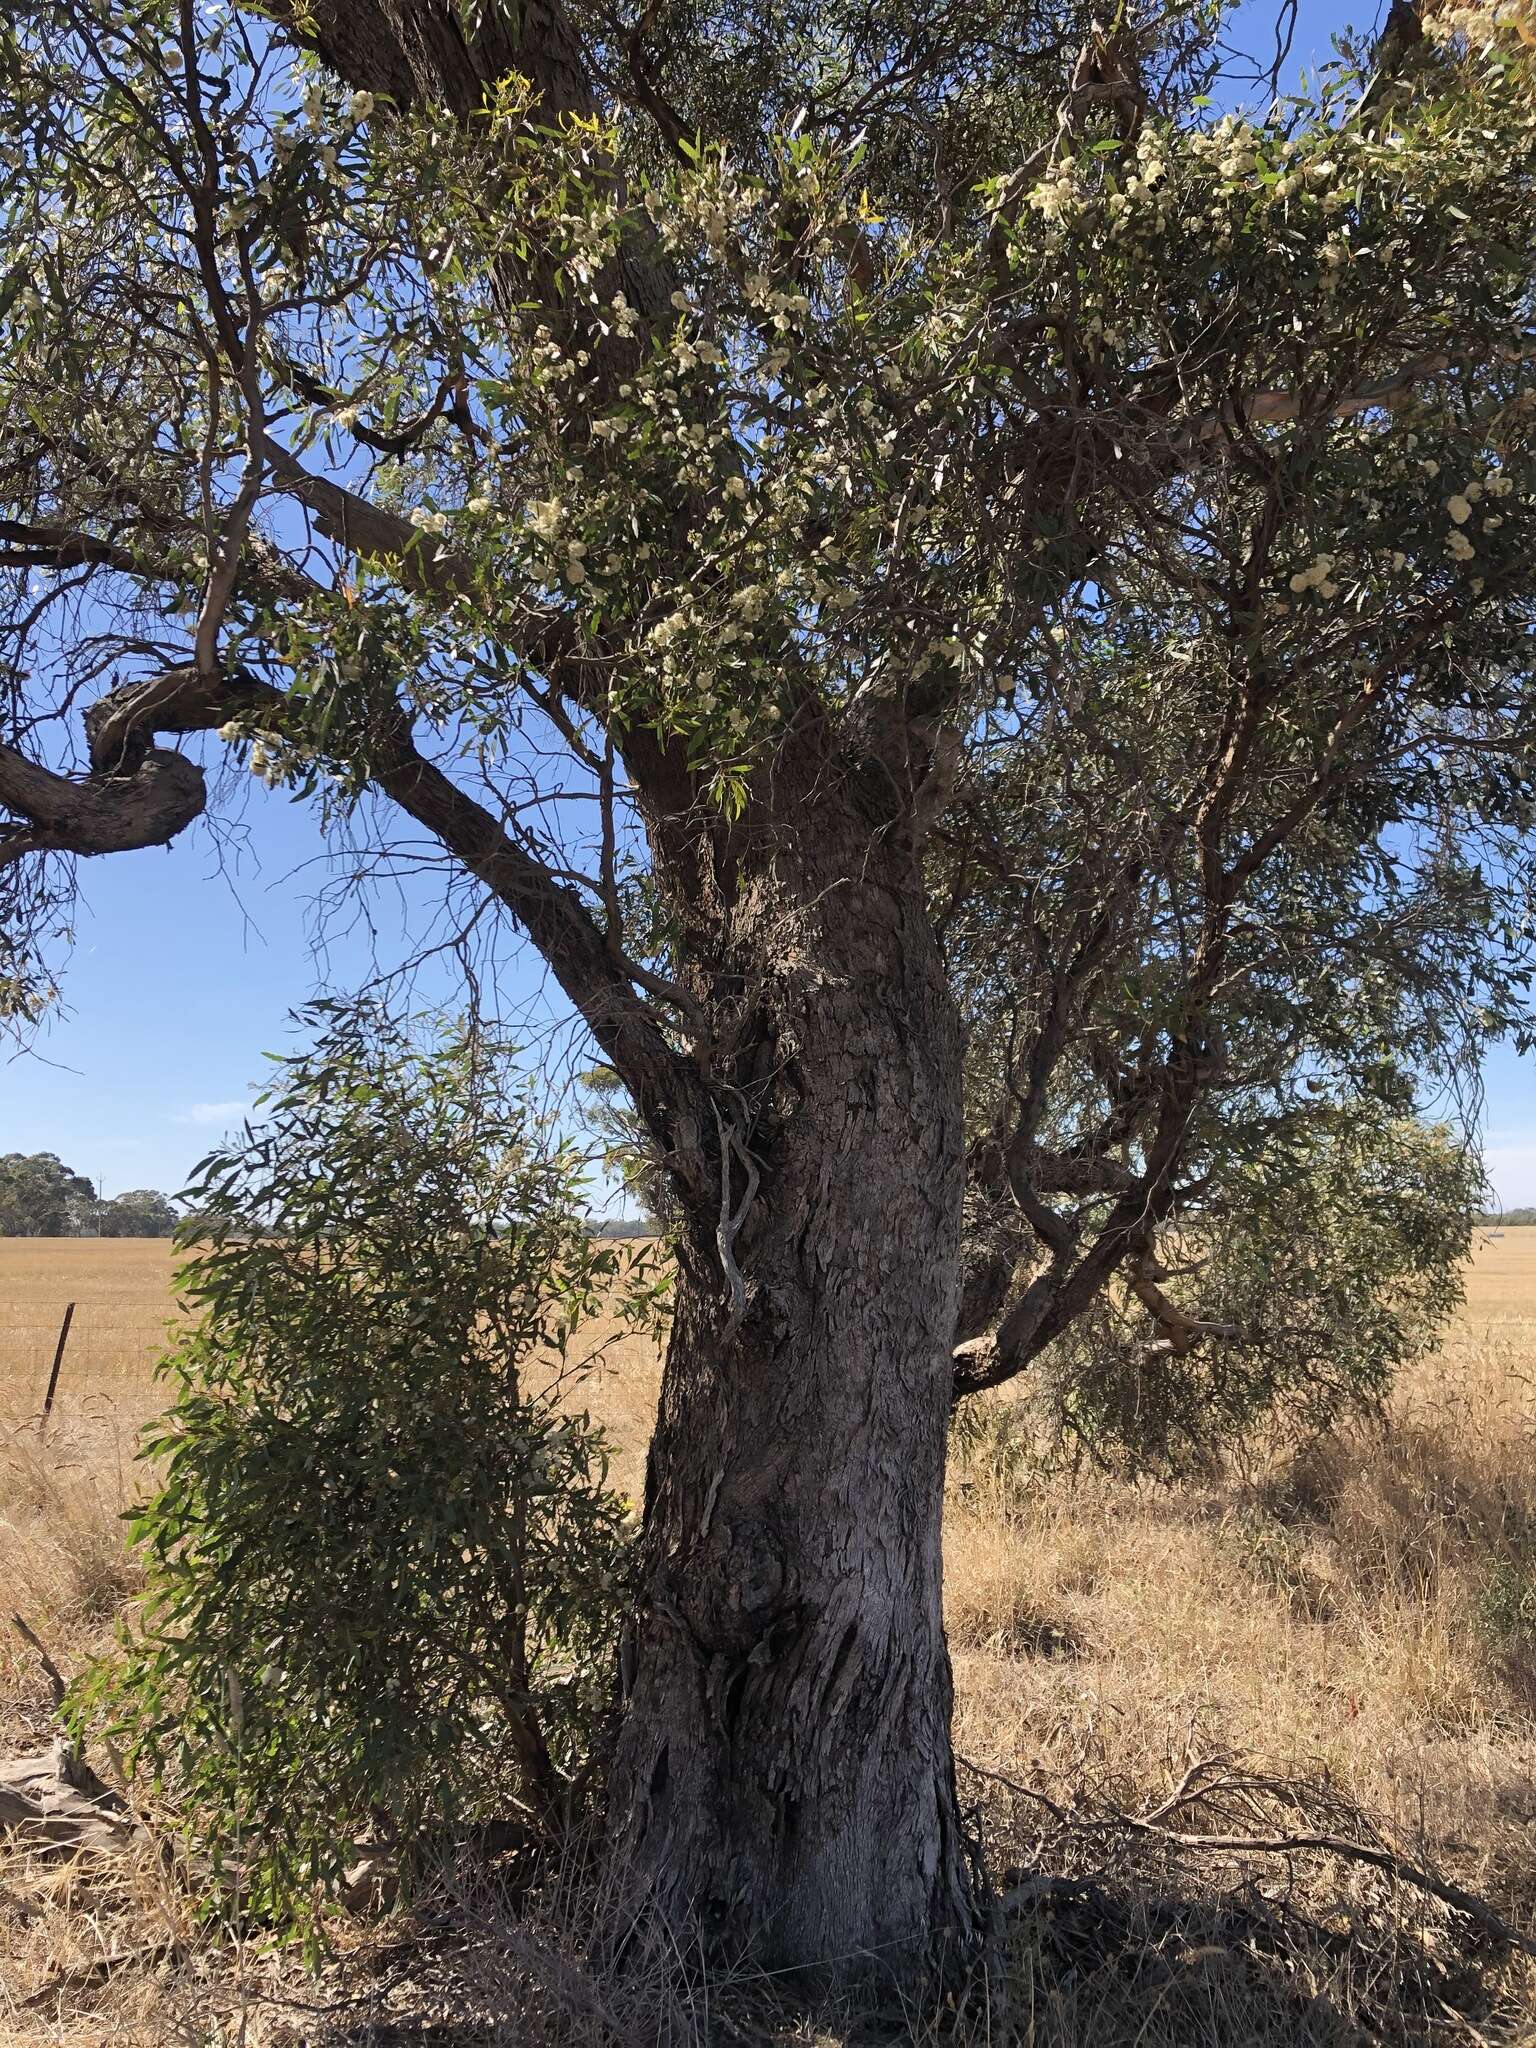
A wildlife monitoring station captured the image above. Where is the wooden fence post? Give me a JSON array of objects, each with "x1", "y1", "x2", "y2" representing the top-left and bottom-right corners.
[{"x1": 41, "y1": 1302, "x2": 75, "y2": 1431}]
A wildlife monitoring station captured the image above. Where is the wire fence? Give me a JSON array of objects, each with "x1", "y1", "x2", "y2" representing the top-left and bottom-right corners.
[{"x1": 0, "y1": 1304, "x2": 185, "y2": 1412}]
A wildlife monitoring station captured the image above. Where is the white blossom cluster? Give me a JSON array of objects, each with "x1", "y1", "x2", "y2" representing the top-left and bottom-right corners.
[
  {"x1": 1289, "y1": 554, "x2": 1341, "y2": 600},
  {"x1": 1025, "y1": 156, "x2": 1080, "y2": 227},
  {"x1": 216, "y1": 719, "x2": 310, "y2": 788},
  {"x1": 1443, "y1": 467, "x2": 1518, "y2": 560}
]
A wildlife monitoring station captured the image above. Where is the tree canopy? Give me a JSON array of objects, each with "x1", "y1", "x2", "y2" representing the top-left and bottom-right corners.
[
  {"x1": 4, "y1": 0, "x2": 1536, "y2": 1967},
  {"x1": 0, "y1": 0, "x2": 1530, "y2": 1453},
  {"x1": 97, "y1": 1185, "x2": 180, "y2": 1235},
  {"x1": 0, "y1": 1152, "x2": 178, "y2": 1235},
  {"x1": 0, "y1": 1150, "x2": 98, "y2": 1235}
]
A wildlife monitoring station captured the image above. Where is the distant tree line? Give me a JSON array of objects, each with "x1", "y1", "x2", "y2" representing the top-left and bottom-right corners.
[
  {"x1": 1479, "y1": 1207, "x2": 1536, "y2": 1228},
  {"x1": 0, "y1": 1152, "x2": 179, "y2": 1237}
]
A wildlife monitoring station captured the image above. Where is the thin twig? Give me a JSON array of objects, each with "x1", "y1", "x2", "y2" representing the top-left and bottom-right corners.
[
  {"x1": 958, "y1": 1754, "x2": 1074, "y2": 1830},
  {"x1": 11, "y1": 1613, "x2": 95, "y2": 1791},
  {"x1": 20, "y1": 1938, "x2": 181, "y2": 2010},
  {"x1": 1112, "y1": 1820, "x2": 1536, "y2": 1959}
]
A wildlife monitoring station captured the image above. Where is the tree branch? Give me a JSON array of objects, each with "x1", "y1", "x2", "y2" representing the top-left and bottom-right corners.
[
  {"x1": 0, "y1": 650, "x2": 718, "y2": 1203},
  {"x1": 357, "y1": 713, "x2": 718, "y2": 1201},
  {"x1": 1172, "y1": 335, "x2": 1536, "y2": 459},
  {"x1": 0, "y1": 732, "x2": 206, "y2": 867}
]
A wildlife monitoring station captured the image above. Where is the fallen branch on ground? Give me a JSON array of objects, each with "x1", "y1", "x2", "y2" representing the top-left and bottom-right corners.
[{"x1": 961, "y1": 1754, "x2": 1536, "y2": 1960}]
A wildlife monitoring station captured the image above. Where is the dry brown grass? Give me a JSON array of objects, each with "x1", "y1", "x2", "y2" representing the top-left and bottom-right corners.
[
  {"x1": 938, "y1": 1227, "x2": 1536, "y2": 2043},
  {"x1": 2, "y1": 1231, "x2": 1535, "y2": 2042},
  {"x1": 0, "y1": 1238, "x2": 187, "y2": 1403}
]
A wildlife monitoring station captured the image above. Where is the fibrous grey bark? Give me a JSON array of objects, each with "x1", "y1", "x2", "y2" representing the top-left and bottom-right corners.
[{"x1": 607, "y1": 793, "x2": 977, "y2": 1972}]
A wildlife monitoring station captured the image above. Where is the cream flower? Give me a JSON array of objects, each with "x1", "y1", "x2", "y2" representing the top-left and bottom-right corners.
[{"x1": 528, "y1": 498, "x2": 565, "y2": 541}]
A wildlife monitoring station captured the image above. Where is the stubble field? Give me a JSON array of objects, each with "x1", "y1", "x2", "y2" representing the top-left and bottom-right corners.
[{"x1": 2, "y1": 1230, "x2": 1535, "y2": 2042}]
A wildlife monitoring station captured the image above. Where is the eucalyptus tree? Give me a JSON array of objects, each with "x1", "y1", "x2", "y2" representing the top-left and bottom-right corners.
[
  {"x1": 97, "y1": 1186, "x2": 179, "y2": 1235},
  {"x1": 0, "y1": 1150, "x2": 98, "y2": 1235},
  {"x1": 3, "y1": 0, "x2": 1536, "y2": 1974}
]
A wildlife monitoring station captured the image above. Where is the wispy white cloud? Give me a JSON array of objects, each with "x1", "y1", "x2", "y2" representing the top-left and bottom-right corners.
[{"x1": 174, "y1": 1099, "x2": 252, "y2": 1127}]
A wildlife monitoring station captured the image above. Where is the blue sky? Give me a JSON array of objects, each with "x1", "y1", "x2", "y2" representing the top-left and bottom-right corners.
[
  {"x1": 6, "y1": 796, "x2": 1531, "y2": 1207},
  {"x1": 1, "y1": 0, "x2": 1532, "y2": 1207},
  {"x1": 0, "y1": 764, "x2": 597, "y2": 1195}
]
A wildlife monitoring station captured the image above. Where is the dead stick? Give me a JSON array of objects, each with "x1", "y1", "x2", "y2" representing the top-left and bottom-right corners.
[
  {"x1": 12, "y1": 1613, "x2": 86, "y2": 1787},
  {"x1": 976, "y1": 1760, "x2": 1536, "y2": 1959},
  {"x1": 966, "y1": 1754, "x2": 1536, "y2": 1958},
  {"x1": 12, "y1": 1614, "x2": 66, "y2": 1711},
  {"x1": 20, "y1": 1938, "x2": 180, "y2": 2009},
  {"x1": 1105, "y1": 1820, "x2": 1536, "y2": 1959},
  {"x1": 959, "y1": 1754, "x2": 1074, "y2": 1828}
]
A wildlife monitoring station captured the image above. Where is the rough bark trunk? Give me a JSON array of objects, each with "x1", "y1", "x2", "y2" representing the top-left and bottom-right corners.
[{"x1": 606, "y1": 819, "x2": 977, "y2": 1982}]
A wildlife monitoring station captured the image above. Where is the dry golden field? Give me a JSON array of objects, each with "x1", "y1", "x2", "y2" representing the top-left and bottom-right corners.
[{"x1": 2, "y1": 1230, "x2": 1535, "y2": 2043}]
